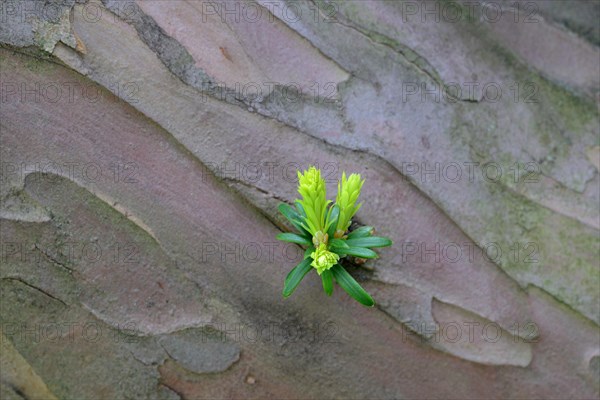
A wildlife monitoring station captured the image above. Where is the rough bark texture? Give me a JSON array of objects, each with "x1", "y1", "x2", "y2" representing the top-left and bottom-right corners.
[{"x1": 1, "y1": 0, "x2": 599, "y2": 399}]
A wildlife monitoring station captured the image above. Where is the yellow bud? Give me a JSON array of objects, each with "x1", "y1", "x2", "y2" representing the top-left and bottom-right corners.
[{"x1": 310, "y1": 243, "x2": 339, "y2": 275}]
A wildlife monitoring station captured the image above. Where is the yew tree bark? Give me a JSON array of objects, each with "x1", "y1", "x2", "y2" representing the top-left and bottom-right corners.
[{"x1": 1, "y1": 1, "x2": 599, "y2": 399}]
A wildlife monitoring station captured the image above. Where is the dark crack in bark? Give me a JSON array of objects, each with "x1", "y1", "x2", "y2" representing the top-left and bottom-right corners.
[{"x1": 1, "y1": 277, "x2": 67, "y2": 306}]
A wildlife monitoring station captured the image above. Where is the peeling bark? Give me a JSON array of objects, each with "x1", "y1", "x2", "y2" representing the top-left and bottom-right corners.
[{"x1": 1, "y1": 1, "x2": 598, "y2": 398}]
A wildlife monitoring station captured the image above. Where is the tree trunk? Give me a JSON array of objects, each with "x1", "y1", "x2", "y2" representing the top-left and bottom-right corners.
[{"x1": 1, "y1": 1, "x2": 598, "y2": 399}]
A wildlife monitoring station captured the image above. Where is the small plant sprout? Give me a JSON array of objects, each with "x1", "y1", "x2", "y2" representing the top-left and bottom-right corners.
[{"x1": 276, "y1": 166, "x2": 393, "y2": 306}]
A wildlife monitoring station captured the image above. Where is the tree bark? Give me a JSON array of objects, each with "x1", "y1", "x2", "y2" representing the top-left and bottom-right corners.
[{"x1": 1, "y1": 1, "x2": 598, "y2": 398}]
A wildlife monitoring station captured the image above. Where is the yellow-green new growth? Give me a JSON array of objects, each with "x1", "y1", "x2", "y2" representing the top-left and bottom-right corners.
[
  {"x1": 335, "y1": 172, "x2": 365, "y2": 233},
  {"x1": 278, "y1": 167, "x2": 389, "y2": 307},
  {"x1": 297, "y1": 167, "x2": 331, "y2": 236},
  {"x1": 310, "y1": 243, "x2": 339, "y2": 275}
]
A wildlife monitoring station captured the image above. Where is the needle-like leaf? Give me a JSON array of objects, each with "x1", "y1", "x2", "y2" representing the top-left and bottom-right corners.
[
  {"x1": 304, "y1": 246, "x2": 315, "y2": 259},
  {"x1": 321, "y1": 269, "x2": 334, "y2": 296},
  {"x1": 283, "y1": 258, "x2": 313, "y2": 297},
  {"x1": 331, "y1": 264, "x2": 374, "y2": 307},
  {"x1": 294, "y1": 200, "x2": 306, "y2": 217},
  {"x1": 276, "y1": 232, "x2": 313, "y2": 246},
  {"x1": 346, "y1": 226, "x2": 374, "y2": 239},
  {"x1": 345, "y1": 236, "x2": 393, "y2": 248},
  {"x1": 343, "y1": 246, "x2": 378, "y2": 259},
  {"x1": 329, "y1": 238, "x2": 350, "y2": 253},
  {"x1": 278, "y1": 203, "x2": 311, "y2": 238}
]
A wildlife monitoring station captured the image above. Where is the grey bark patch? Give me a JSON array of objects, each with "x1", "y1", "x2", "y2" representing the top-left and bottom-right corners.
[
  {"x1": 157, "y1": 385, "x2": 182, "y2": 400},
  {"x1": 0, "y1": 0, "x2": 77, "y2": 52},
  {"x1": 158, "y1": 328, "x2": 240, "y2": 374},
  {"x1": 430, "y1": 298, "x2": 533, "y2": 367},
  {"x1": 101, "y1": 0, "x2": 218, "y2": 95},
  {"x1": 590, "y1": 355, "x2": 600, "y2": 385}
]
